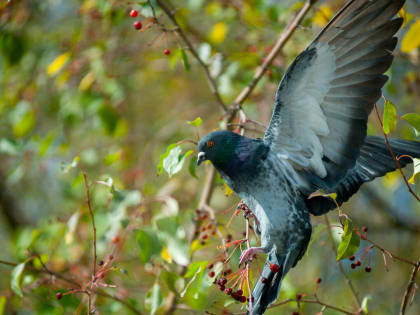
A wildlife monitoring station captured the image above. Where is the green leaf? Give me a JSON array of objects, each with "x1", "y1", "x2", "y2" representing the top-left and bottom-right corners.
[
  {"x1": 180, "y1": 49, "x2": 190, "y2": 72},
  {"x1": 361, "y1": 295, "x2": 371, "y2": 313},
  {"x1": 157, "y1": 143, "x2": 177, "y2": 175},
  {"x1": 0, "y1": 296, "x2": 6, "y2": 315},
  {"x1": 189, "y1": 156, "x2": 198, "y2": 178},
  {"x1": 136, "y1": 229, "x2": 162, "y2": 263},
  {"x1": 306, "y1": 223, "x2": 326, "y2": 256},
  {"x1": 402, "y1": 113, "x2": 420, "y2": 134},
  {"x1": 336, "y1": 218, "x2": 360, "y2": 261},
  {"x1": 408, "y1": 158, "x2": 420, "y2": 184},
  {"x1": 145, "y1": 283, "x2": 162, "y2": 315},
  {"x1": 160, "y1": 145, "x2": 191, "y2": 177},
  {"x1": 383, "y1": 99, "x2": 397, "y2": 134},
  {"x1": 10, "y1": 263, "x2": 26, "y2": 297},
  {"x1": 60, "y1": 156, "x2": 80, "y2": 173},
  {"x1": 187, "y1": 117, "x2": 202, "y2": 127}
]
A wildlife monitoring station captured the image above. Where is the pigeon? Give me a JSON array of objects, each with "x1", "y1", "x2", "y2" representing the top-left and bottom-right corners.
[{"x1": 197, "y1": 0, "x2": 416, "y2": 314}]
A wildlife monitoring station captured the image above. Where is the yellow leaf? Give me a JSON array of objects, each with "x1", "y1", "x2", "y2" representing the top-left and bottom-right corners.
[
  {"x1": 224, "y1": 182, "x2": 233, "y2": 197},
  {"x1": 161, "y1": 246, "x2": 173, "y2": 263},
  {"x1": 209, "y1": 22, "x2": 228, "y2": 44},
  {"x1": 401, "y1": 20, "x2": 420, "y2": 53},
  {"x1": 79, "y1": 71, "x2": 96, "y2": 91},
  {"x1": 313, "y1": 5, "x2": 333, "y2": 27},
  {"x1": 47, "y1": 52, "x2": 71, "y2": 76}
]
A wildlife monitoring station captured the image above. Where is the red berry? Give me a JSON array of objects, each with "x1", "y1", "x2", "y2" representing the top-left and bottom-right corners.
[
  {"x1": 270, "y1": 264, "x2": 280, "y2": 273},
  {"x1": 207, "y1": 223, "x2": 212, "y2": 229},
  {"x1": 296, "y1": 293, "x2": 302, "y2": 300},
  {"x1": 247, "y1": 296, "x2": 255, "y2": 302},
  {"x1": 98, "y1": 260, "x2": 104, "y2": 266},
  {"x1": 225, "y1": 288, "x2": 233, "y2": 295},
  {"x1": 112, "y1": 236, "x2": 120, "y2": 244},
  {"x1": 293, "y1": 312, "x2": 299, "y2": 315},
  {"x1": 349, "y1": 255, "x2": 355, "y2": 261},
  {"x1": 220, "y1": 277, "x2": 227, "y2": 285},
  {"x1": 211, "y1": 230, "x2": 216, "y2": 235},
  {"x1": 219, "y1": 285, "x2": 225, "y2": 291},
  {"x1": 200, "y1": 240, "x2": 206, "y2": 245},
  {"x1": 207, "y1": 263, "x2": 214, "y2": 270},
  {"x1": 239, "y1": 295, "x2": 247, "y2": 303},
  {"x1": 202, "y1": 234, "x2": 208, "y2": 240},
  {"x1": 363, "y1": 226, "x2": 368, "y2": 233},
  {"x1": 209, "y1": 271, "x2": 215, "y2": 278},
  {"x1": 236, "y1": 289, "x2": 243, "y2": 295},
  {"x1": 109, "y1": 254, "x2": 114, "y2": 260},
  {"x1": 133, "y1": 21, "x2": 142, "y2": 30},
  {"x1": 56, "y1": 292, "x2": 63, "y2": 300},
  {"x1": 316, "y1": 277, "x2": 322, "y2": 284},
  {"x1": 351, "y1": 263, "x2": 356, "y2": 269},
  {"x1": 261, "y1": 277, "x2": 268, "y2": 283},
  {"x1": 164, "y1": 49, "x2": 170, "y2": 55},
  {"x1": 356, "y1": 260, "x2": 361, "y2": 267},
  {"x1": 365, "y1": 266, "x2": 372, "y2": 272},
  {"x1": 130, "y1": 9, "x2": 138, "y2": 18}
]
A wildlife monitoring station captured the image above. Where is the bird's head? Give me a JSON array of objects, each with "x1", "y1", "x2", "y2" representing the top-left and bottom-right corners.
[{"x1": 197, "y1": 130, "x2": 244, "y2": 170}]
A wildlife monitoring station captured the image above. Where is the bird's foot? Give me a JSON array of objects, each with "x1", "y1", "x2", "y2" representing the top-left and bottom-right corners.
[{"x1": 239, "y1": 247, "x2": 265, "y2": 266}]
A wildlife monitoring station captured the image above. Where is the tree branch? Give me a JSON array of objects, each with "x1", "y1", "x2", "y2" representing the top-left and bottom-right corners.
[
  {"x1": 154, "y1": 0, "x2": 227, "y2": 113},
  {"x1": 227, "y1": 0, "x2": 318, "y2": 121},
  {"x1": 400, "y1": 260, "x2": 420, "y2": 315}
]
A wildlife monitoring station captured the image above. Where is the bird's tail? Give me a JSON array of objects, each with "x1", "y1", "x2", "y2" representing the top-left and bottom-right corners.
[
  {"x1": 249, "y1": 248, "x2": 294, "y2": 315},
  {"x1": 307, "y1": 136, "x2": 420, "y2": 216}
]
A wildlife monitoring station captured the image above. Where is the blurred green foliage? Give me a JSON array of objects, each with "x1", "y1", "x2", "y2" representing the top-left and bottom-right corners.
[{"x1": 1, "y1": 0, "x2": 420, "y2": 314}]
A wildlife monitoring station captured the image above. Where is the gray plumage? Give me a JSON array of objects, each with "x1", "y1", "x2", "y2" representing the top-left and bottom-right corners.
[{"x1": 197, "y1": 1, "x2": 413, "y2": 314}]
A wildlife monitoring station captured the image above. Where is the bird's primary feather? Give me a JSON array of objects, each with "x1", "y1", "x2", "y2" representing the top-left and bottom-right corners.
[{"x1": 196, "y1": 1, "x2": 412, "y2": 314}]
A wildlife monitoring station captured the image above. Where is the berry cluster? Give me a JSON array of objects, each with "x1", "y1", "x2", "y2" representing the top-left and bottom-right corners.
[
  {"x1": 128, "y1": 8, "x2": 170, "y2": 55},
  {"x1": 349, "y1": 255, "x2": 372, "y2": 272},
  {"x1": 194, "y1": 209, "x2": 217, "y2": 245}
]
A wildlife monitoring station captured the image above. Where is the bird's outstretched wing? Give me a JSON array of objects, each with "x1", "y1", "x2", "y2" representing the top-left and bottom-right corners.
[{"x1": 264, "y1": 0, "x2": 405, "y2": 187}]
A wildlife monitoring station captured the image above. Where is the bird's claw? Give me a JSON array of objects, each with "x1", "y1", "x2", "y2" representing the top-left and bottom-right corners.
[{"x1": 239, "y1": 247, "x2": 265, "y2": 267}]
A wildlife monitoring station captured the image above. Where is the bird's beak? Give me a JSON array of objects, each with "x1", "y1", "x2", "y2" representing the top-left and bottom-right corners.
[{"x1": 197, "y1": 152, "x2": 206, "y2": 166}]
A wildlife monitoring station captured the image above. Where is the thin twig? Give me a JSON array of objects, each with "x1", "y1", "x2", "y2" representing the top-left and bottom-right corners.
[
  {"x1": 82, "y1": 171, "x2": 97, "y2": 277},
  {"x1": 400, "y1": 260, "x2": 420, "y2": 315},
  {"x1": 374, "y1": 104, "x2": 420, "y2": 202},
  {"x1": 363, "y1": 236, "x2": 416, "y2": 266},
  {"x1": 324, "y1": 215, "x2": 363, "y2": 311},
  {"x1": 234, "y1": 297, "x2": 355, "y2": 315},
  {"x1": 154, "y1": 0, "x2": 227, "y2": 113},
  {"x1": 227, "y1": 0, "x2": 318, "y2": 122},
  {"x1": 0, "y1": 259, "x2": 143, "y2": 315}
]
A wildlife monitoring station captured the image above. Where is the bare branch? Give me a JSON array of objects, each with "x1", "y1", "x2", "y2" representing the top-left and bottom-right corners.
[
  {"x1": 400, "y1": 261, "x2": 420, "y2": 315},
  {"x1": 82, "y1": 171, "x2": 97, "y2": 277},
  {"x1": 227, "y1": 0, "x2": 319, "y2": 121}
]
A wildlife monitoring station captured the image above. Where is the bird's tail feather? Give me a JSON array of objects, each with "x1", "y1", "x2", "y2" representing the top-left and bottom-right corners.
[
  {"x1": 249, "y1": 249, "x2": 293, "y2": 315},
  {"x1": 307, "y1": 136, "x2": 420, "y2": 215}
]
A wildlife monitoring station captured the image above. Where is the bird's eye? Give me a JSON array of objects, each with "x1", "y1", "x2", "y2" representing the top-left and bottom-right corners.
[{"x1": 207, "y1": 140, "x2": 214, "y2": 148}]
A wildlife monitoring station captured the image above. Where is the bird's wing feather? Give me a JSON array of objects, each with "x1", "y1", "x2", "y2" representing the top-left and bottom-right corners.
[{"x1": 264, "y1": 0, "x2": 404, "y2": 186}]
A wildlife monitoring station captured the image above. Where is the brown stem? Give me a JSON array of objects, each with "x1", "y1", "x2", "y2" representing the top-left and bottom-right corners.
[
  {"x1": 0, "y1": 259, "x2": 143, "y2": 315},
  {"x1": 154, "y1": 0, "x2": 227, "y2": 113},
  {"x1": 373, "y1": 104, "x2": 420, "y2": 202},
  {"x1": 364, "y1": 236, "x2": 417, "y2": 266},
  {"x1": 82, "y1": 171, "x2": 97, "y2": 277},
  {"x1": 227, "y1": 0, "x2": 318, "y2": 122},
  {"x1": 324, "y1": 215, "x2": 363, "y2": 311},
  {"x1": 399, "y1": 260, "x2": 420, "y2": 315}
]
